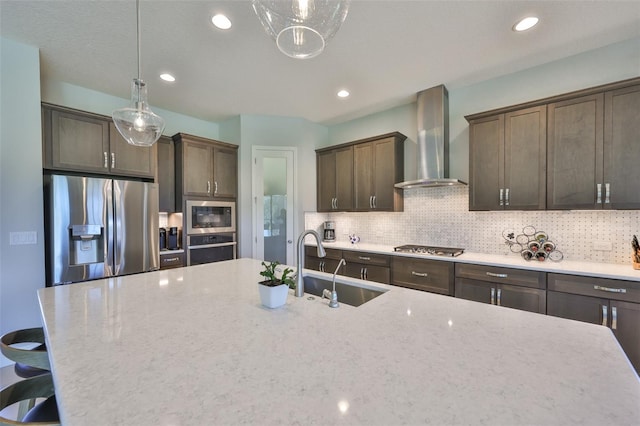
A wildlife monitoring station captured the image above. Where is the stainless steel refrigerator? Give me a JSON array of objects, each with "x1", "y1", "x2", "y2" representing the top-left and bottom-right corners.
[{"x1": 45, "y1": 174, "x2": 159, "y2": 286}]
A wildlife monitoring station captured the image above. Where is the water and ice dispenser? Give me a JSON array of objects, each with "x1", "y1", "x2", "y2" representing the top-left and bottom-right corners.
[{"x1": 69, "y1": 224, "x2": 104, "y2": 265}]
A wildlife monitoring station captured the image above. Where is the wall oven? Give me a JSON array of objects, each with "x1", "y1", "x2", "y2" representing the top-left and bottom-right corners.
[
  {"x1": 186, "y1": 200, "x2": 235, "y2": 235},
  {"x1": 185, "y1": 200, "x2": 236, "y2": 266}
]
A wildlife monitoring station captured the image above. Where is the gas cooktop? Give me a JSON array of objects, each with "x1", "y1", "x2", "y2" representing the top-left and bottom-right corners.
[{"x1": 393, "y1": 245, "x2": 465, "y2": 257}]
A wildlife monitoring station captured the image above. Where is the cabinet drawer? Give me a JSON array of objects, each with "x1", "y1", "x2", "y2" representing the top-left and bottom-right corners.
[
  {"x1": 343, "y1": 251, "x2": 390, "y2": 267},
  {"x1": 305, "y1": 246, "x2": 342, "y2": 260},
  {"x1": 160, "y1": 253, "x2": 185, "y2": 269},
  {"x1": 392, "y1": 257, "x2": 454, "y2": 295},
  {"x1": 455, "y1": 263, "x2": 545, "y2": 289},
  {"x1": 548, "y1": 273, "x2": 640, "y2": 303}
]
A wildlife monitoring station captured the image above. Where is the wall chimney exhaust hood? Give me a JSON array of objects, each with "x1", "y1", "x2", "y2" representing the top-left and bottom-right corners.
[{"x1": 395, "y1": 85, "x2": 467, "y2": 189}]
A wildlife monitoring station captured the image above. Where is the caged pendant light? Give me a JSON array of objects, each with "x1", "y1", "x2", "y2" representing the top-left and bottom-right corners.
[
  {"x1": 112, "y1": 0, "x2": 165, "y2": 147},
  {"x1": 252, "y1": 0, "x2": 350, "y2": 59}
]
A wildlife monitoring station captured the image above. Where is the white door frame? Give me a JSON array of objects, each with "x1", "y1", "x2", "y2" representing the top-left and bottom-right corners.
[{"x1": 251, "y1": 146, "x2": 297, "y2": 264}]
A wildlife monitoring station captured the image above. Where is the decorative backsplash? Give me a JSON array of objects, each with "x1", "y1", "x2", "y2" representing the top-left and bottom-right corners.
[{"x1": 305, "y1": 186, "x2": 640, "y2": 265}]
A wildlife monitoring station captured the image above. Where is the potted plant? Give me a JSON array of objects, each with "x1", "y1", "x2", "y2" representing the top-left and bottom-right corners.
[{"x1": 258, "y1": 261, "x2": 295, "y2": 309}]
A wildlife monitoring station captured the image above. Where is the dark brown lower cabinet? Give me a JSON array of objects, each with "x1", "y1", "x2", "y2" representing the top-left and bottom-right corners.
[
  {"x1": 342, "y1": 251, "x2": 391, "y2": 284},
  {"x1": 392, "y1": 257, "x2": 454, "y2": 296},
  {"x1": 547, "y1": 273, "x2": 640, "y2": 373},
  {"x1": 455, "y1": 263, "x2": 546, "y2": 314},
  {"x1": 304, "y1": 246, "x2": 344, "y2": 274}
]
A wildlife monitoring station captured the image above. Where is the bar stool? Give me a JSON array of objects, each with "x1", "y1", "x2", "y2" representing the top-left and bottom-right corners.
[
  {"x1": 1, "y1": 328, "x2": 52, "y2": 420},
  {"x1": 0, "y1": 373, "x2": 60, "y2": 425}
]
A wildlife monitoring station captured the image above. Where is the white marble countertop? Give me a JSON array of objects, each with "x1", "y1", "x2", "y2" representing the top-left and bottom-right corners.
[
  {"x1": 39, "y1": 258, "x2": 640, "y2": 425},
  {"x1": 314, "y1": 241, "x2": 640, "y2": 282}
]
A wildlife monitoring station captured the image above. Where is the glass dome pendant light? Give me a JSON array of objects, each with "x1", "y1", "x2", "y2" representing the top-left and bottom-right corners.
[
  {"x1": 252, "y1": 0, "x2": 350, "y2": 59},
  {"x1": 112, "y1": 0, "x2": 165, "y2": 147}
]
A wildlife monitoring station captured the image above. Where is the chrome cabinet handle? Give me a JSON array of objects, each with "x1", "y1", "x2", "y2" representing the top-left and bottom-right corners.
[
  {"x1": 335, "y1": 198, "x2": 338, "y2": 209},
  {"x1": 594, "y1": 285, "x2": 626, "y2": 294},
  {"x1": 611, "y1": 306, "x2": 617, "y2": 330},
  {"x1": 363, "y1": 268, "x2": 368, "y2": 280},
  {"x1": 486, "y1": 272, "x2": 508, "y2": 278},
  {"x1": 360, "y1": 267, "x2": 365, "y2": 280},
  {"x1": 411, "y1": 271, "x2": 428, "y2": 277},
  {"x1": 369, "y1": 195, "x2": 373, "y2": 209},
  {"x1": 372, "y1": 195, "x2": 377, "y2": 209},
  {"x1": 358, "y1": 256, "x2": 371, "y2": 261},
  {"x1": 602, "y1": 305, "x2": 608, "y2": 327},
  {"x1": 111, "y1": 152, "x2": 115, "y2": 169},
  {"x1": 207, "y1": 181, "x2": 211, "y2": 194},
  {"x1": 490, "y1": 287, "x2": 496, "y2": 305},
  {"x1": 497, "y1": 288, "x2": 502, "y2": 306},
  {"x1": 604, "y1": 183, "x2": 610, "y2": 204},
  {"x1": 499, "y1": 188, "x2": 504, "y2": 206},
  {"x1": 596, "y1": 183, "x2": 602, "y2": 204},
  {"x1": 320, "y1": 261, "x2": 325, "y2": 272},
  {"x1": 162, "y1": 257, "x2": 180, "y2": 262},
  {"x1": 505, "y1": 188, "x2": 510, "y2": 206},
  {"x1": 214, "y1": 181, "x2": 218, "y2": 195},
  {"x1": 103, "y1": 152, "x2": 108, "y2": 168}
]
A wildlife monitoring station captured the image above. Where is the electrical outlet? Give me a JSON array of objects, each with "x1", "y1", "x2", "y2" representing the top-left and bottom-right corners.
[
  {"x1": 592, "y1": 240, "x2": 613, "y2": 251},
  {"x1": 9, "y1": 231, "x2": 37, "y2": 245}
]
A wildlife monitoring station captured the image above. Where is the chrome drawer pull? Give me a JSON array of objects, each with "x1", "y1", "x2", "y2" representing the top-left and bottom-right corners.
[
  {"x1": 596, "y1": 183, "x2": 602, "y2": 204},
  {"x1": 486, "y1": 272, "x2": 508, "y2": 278},
  {"x1": 505, "y1": 188, "x2": 510, "y2": 206},
  {"x1": 490, "y1": 287, "x2": 496, "y2": 305},
  {"x1": 103, "y1": 152, "x2": 108, "y2": 168},
  {"x1": 497, "y1": 288, "x2": 502, "y2": 306},
  {"x1": 602, "y1": 305, "x2": 608, "y2": 327},
  {"x1": 594, "y1": 285, "x2": 626, "y2": 294},
  {"x1": 604, "y1": 183, "x2": 610, "y2": 204},
  {"x1": 111, "y1": 152, "x2": 115, "y2": 168},
  {"x1": 358, "y1": 256, "x2": 371, "y2": 261},
  {"x1": 411, "y1": 271, "x2": 428, "y2": 277},
  {"x1": 611, "y1": 306, "x2": 617, "y2": 330},
  {"x1": 163, "y1": 257, "x2": 180, "y2": 262},
  {"x1": 499, "y1": 188, "x2": 504, "y2": 206}
]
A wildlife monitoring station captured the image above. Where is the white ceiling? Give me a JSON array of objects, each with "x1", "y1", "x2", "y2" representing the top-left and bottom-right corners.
[{"x1": 1, "y1": 0, "x2": 639, "y2": 125}]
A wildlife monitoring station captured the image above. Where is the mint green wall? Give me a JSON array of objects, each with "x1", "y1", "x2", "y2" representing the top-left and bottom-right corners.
[
  {"x1": 0, "y1": 38, "x2": 45, "y2": 367},
  {"x1": 236, "y1": 115, "x2": 328, "y2": 258},
  {"x1": 42, "y1": 80, "x2": 220, "y2": 139},
  {"x1": 328, "y1": 37, "x2": 640, "y2": 183}
]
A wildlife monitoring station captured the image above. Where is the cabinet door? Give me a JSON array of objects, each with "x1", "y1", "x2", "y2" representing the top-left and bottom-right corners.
[
  {"x1": 610, "y1": 300, "x2": 640, "y2": 373},
  {"x1": 504, "y1": 106, "x2": 546, "y2": 210},
  {"x1": 182, "y1": 141, "x2": 213, "y2": 197},
  {"x1": 317, "y1": 150, "x2": 336, "y2": 212},
  {"x1": 213, "y1": 146, "x2": 237, "y2": 198},
  {"x1": 157, "y1": 137, "x2": 175, "y2": 212},
  {"x1": 353, "y1": 143, "x2": 374, "y2": 210},
  {"x1": 344, "y1": 263, "x2": 390, "y2": 284},
  {"x1": 334, "y1": 146, "x2": 353, "y2": 210},
  {"x1": 469, "y1": 115, "x2": 504, "y2": 210},
  {"x1": 604, "y1": 84, "x2": 640, "y2": 209},
  {"x1": 108, "y1": 122, "x2": 157, "y2": 178},
  {"x1": 372, "y1": 138, "x2": 401, "y2": 211},
  {"x1": 392, "y1": 257, "x2": 454, "y2": 295},
  {"x1": 455, "y1": 278, "x2": 493, "y2": 305},
  {"x1": 547, "y1": 291, "x2": 608, "y2": 325},
  {"x1": 47, "y1": 109, "x2": 109, "y2": 173},
  {"x1": 547, "y1": 94, "x2": 604, "y2": 209},
  {"x1": 499, "y1": 284, "x2": 546, "y2": 314}
]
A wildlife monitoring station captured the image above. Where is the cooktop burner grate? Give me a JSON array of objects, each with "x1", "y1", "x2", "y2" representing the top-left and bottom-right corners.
[{"x1": 394, "y1": 245, "x2": 465, "y2": 257}]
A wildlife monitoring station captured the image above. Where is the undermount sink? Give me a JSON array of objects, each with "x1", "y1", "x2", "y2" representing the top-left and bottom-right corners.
[{"x1": 302, "y1": 275, "x2": 386, "y2": 307}]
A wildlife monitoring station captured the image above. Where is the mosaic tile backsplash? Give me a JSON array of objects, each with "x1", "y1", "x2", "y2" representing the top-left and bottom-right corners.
[{"x1": 305, "y1": 186, "x2": 640, "y2": 265}]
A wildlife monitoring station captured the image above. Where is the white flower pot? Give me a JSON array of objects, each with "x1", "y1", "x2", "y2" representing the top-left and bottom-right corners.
[{"x1": 258, "y1": 282, "x2": 289, "y2": 309}]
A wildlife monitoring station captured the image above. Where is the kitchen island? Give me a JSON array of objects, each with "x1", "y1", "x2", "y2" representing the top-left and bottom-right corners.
[{"x1": 38, "y1": 258, "x2": 640, "y2": 425}]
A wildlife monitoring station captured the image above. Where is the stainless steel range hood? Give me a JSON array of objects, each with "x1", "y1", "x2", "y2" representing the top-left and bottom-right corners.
[{"x1": 395, "y1": 85, "x2": 467, "y2": 189}]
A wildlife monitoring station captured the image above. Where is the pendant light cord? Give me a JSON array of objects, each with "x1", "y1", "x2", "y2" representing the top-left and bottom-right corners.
[{"x1": 136, "y1": 0, "x2": 141, "y2": 80}]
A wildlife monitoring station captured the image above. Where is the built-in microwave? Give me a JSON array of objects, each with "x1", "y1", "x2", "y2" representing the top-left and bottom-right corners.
[{"x1": 185, "y1": 200, "x2": 235, "y2": 235}]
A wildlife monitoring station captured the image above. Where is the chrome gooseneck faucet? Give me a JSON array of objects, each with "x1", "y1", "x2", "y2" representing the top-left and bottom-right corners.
[
  {"x1": 295, "y1": 230, "x2": 326, "y2": 297},
  {"x1": 323, "y1": 258, "x2": 346, "y2": 308}
]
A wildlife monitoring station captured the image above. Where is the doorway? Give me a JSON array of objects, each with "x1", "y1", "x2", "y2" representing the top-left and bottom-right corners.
[{"x1": 252, "y1": 146, "x2": 296, "y2": 265}]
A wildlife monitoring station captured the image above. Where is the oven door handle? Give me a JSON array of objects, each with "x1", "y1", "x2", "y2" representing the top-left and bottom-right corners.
[{"x1": 188, "y1": 242, "x2": 237, "y2": 250}]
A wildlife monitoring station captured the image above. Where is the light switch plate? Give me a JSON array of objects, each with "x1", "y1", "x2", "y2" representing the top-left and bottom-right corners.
[{"x1": 9, "y1": 231, "x2": 37, "y2": 245}]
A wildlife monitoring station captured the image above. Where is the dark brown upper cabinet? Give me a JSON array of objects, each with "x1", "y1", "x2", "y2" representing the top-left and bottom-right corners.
[
  {"x1": 316, "y1": 132, "x2": 405, "y2": 213},
  {"x1": 42, "y1": 103, "x2": 156, "y2": 179},
  {"x1": 173, "y1": 133, "x2": 238, "y2": 204},
  {"x1": 317, "y1": 146, "x2": 353, "y2": 212},
  {"x1": 157, "y1": 136, "x2": 176, "y2": 212},
  {"x1": 467, "y1": 77, "x2": 640, "y2": 211},
  {"x1": 468, "y1": 105, "x2": 546, "y2": 210}
]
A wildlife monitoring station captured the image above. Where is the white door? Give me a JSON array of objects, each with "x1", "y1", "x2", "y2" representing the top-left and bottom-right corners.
[{"x1": 252, "y1": 147, "x2": 296, "y2": 265}]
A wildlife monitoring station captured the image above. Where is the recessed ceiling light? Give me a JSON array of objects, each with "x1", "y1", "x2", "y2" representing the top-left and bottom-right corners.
[
  {"x1": 160, "y1": 73, "x2": 175, "y2": 82},
  {"x1": 337, "y1": 89, "x2": 350, "y2": 98},
  {"x1": 513, "y1": 16, "x2": 539, "y2": 32},
  {"x1": 212, "y1": 14, "x2": 232, "y2": 30}
]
